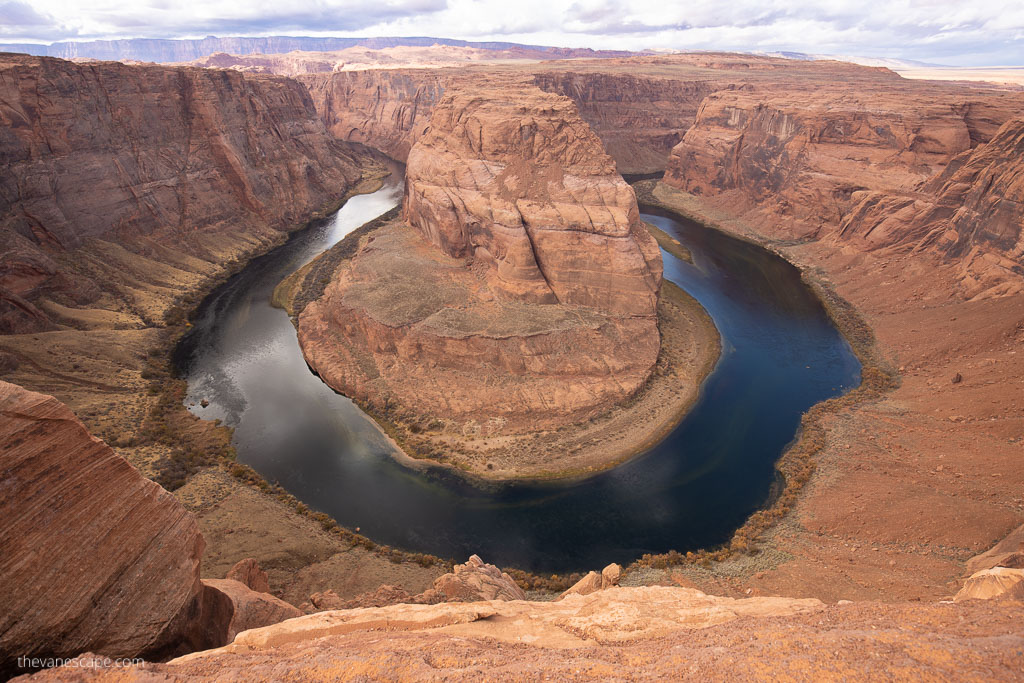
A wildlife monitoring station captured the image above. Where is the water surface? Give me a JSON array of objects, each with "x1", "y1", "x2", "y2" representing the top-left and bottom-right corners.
[{"x1": 175, "y1": 172, "x2": 860, "y2": 573}]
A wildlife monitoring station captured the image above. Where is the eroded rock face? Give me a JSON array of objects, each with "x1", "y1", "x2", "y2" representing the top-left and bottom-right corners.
[
  {"x1": 403, "y1": 81, "x2": 662, "y2": 315},
  {"x1": 298, "y1": 83, "x2": 662, "y2": 434},
  {"x1": 0, "y1": 54, "x2": 368, "y2": 333},
  {"x1": 0, "y1": 381, "x2": 204, "y2": 674},
  {"x1": 300, "y1": 69, "x2": 446, "y2": 161},
  {"x1": 840, "y1": 117, "x2": 1024, "y2": 299},
  {"x1": 663, "y1": 86, "x2": 1024, "y2": 297},
  {"x1": 533, "y1": 72, "x2": 715, "y2": 174}
]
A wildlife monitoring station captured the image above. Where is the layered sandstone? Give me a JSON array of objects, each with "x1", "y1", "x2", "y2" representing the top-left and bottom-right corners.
[
  {"x1": 533, "y1": 72, "x2": 716, "y2": 174},
  {"x1": 662, "y1": 82, "x2": 1024, "y2": 296},
  {"x1": 403, "y1": 81, "x2": 663, "y2": 314},
  {"x1": 840, "y1": 117, "x2": 1024, "y2": 298},
  {"x1": 299, "y1": 69, "x2": 446, "y2": 160},
  {"x1": 297, "y1": 82, "x2": 663, "y2": 437},
  {"x1": 0, "y1": 54, "x2": 370, "y2": 334},
  {"x1": 0, "y1": 381, "x2": 204, "y2": 674}
]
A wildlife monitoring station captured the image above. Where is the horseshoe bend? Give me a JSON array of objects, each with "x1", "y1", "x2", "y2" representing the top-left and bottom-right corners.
[{"x1": 0, "y1": 35, "x2": 1023, "y2": 681}]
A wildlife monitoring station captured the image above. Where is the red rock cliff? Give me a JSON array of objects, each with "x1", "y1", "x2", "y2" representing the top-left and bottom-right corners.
[
  {"x1": 0, "y1": 54, "x2": 371, "y2": 333},
  {"x1": 299, "y1": 69, "x2": 446, "y2": 161},
  {"x1": 839, "y1": 117, "x2": 1024, "y2": 298},
  {"x1": 0, "y1": 380, "x2": 204, "y2": 674},
  {"x1": 403, "y1": 81, "x2": 662, "y2": 316}
]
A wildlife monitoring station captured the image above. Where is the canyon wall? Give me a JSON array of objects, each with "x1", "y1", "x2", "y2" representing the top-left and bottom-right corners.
[
  {"x1": 663, "y1": 82, "x2": 1024, "y2": 296},
  {"x1": 532, "y1": 72, "x2": 716, "y2": 174},
  {"x1": 0, "y1": 54, "x2": 372, "y2": 334},
  {"x1": 839, "y1": 117, "x2": 1024, "y2": 298},
  {"x1": 297, "y1": 81, "x2": 663, "y2": 435},
  {"x1": 299, "y1": 69, "x2": 447, "y2": 161}
]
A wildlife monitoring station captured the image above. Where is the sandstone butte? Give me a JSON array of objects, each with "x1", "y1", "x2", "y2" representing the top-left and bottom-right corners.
[{"x1": 296, "y1": 80, "x2": 665, "y2": 434}]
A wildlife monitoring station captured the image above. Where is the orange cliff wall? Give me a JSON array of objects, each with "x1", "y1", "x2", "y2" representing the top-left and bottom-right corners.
[{"x1": 0, "y1": 54, "x2": 372, "y2": 333}]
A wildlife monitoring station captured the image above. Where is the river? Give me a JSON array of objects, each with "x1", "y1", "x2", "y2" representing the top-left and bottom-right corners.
[{"x1": 174, "y1": 168, "x2": 860, "y2": 573}]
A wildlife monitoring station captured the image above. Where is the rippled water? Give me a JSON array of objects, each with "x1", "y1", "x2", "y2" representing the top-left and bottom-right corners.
[{"x1": 175, "y1": 169, "x2": 860, "y2": 573}]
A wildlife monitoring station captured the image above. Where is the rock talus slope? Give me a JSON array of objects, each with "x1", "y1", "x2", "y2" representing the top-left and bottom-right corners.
[{"x1": 297, "y1": 82, "x2": 663, "y2": 434}]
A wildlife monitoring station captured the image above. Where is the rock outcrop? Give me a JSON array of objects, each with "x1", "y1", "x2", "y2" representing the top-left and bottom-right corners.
[
  {"x1": 185, "y1": 580, "x2": 303, "y2": 649},
  {"x1": 431, "y1": 555, "x2": 527, "y2": 602},
  {"x1": 840, "y1": 117, "x2": 1024, "y2": 298},
  {"x1": 30, "y1": 586, "x2": 1024, "y2": 681},
  {"x1": 300, "y1": 69, "x2": 446, "y2": 160},
  {"x1": 225, "y1": 558, "x2": 271, "y2": 594},
  {"x1": 0, "y1": 54, "x2": 371, "y2": 333},
  {"x1": 297, "y1": 82, "x2": 663, "y2": 434},
  {"x1": 403, "y1": 81, "x2": 663, "y2": 315},
  {"x1": 954, "y1": 567, "x2": 1024, "y2": 602},
  {"x1": 0, "y1": 381, "x2": 204, "y2": 675},
  {"x1": 559, "y1": 562, "x2": 622, "y2": 599}
]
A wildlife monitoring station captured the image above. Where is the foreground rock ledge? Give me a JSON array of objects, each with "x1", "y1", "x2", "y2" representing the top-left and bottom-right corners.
[{"x1": 27, "y1": 586, "x2": 1024, "y2": 680}]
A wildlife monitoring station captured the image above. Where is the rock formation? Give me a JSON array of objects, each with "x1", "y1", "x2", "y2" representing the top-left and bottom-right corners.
[
  {"x1": 662, "y1": 83, "x2": 1024, "y2": 296},
  {"x1": 0, "y1": 380, "x2": 204, "y2": 674},
  {"x1": 840, "y1": 117, "x2": 1024, "y2": 298},
  {"x1": 559, "y1": 562, "x2": 622, "y2": 598},
  {"x1": 954, "y1": 567, "x2": 1024, "y2": 602},
  {"x1": 0, "y1": 54, "x2": 371, "y2": 333},
  {"x1": 297, "y1": 81, "x2": 663, "y2": 433},
  {"x1": 533, "y1": 72, "x2": 715, "y2": 174},
  {"x1": 402, "y1": 81, "x2": 662, "y2": 314},
  {"x1": 431, "y1": 555, "x2": 527, "y2": 602},
  {"x1": 300, "y1": 69, "x2": 446, "y2": 160},
  {"x1": 225, "y1": 559, "x2": 271, "y2": 594},
  {"x1": 186, "y1": 580, "x2": 303, "y2": 649},
  {"x1": 28, "y1": 586, "x2": 1024, "y2": 680}
]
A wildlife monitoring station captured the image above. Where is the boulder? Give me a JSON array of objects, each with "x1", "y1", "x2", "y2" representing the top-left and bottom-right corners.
[
  {"x1": 432, "y1": 555, "x2": 526, "y2": 602},
  {"x1": 0, "y1": 381, "x2": 204, "y2": 676},
  {"x1": 954, "y1": 567, "x2": 1024, "y2": 602},
  {"x1": 186, "y1": 580, "x2": 303, "y2": 650},
  {"x1": 225, "y1": 558, "x2": 271, "y2": 594}
]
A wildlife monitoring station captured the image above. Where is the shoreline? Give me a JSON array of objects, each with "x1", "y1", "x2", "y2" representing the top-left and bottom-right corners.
[{"x1": 277, "y1": 215, "x2": 722, "y2": 485}]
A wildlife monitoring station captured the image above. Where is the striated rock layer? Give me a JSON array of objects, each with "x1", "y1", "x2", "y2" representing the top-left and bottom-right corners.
[
  {"x1": 298, "y1": 82, "x2": 663, "y2": 434},
  {"x1": 0, "y1": 54, "x2": 371, "y2": 333},
  {"x1": 840, "y1": 117, "x2": 1024, "y2": 298},
  {"x1": 663, "y1": 84, "x2": 1024, "y2": 297},
  {"x1": 0, "y1": 380, "x2": 204, "y2": 675},
  {"x1": 403, "y1": 81, "x2": 663, "y2": 315}
]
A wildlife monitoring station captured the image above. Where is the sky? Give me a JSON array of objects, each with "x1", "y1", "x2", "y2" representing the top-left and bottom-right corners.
[{"x1": 2, "y1": 0, "x2": 1022, "y2": 66}]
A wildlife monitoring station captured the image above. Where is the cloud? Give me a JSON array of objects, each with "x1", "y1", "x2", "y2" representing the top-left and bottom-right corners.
[{"x1": 2, "y1": 0, "x2": 1021, "y2": 65}]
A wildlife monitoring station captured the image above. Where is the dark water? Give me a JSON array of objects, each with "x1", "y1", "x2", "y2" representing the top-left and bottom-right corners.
[{"x1": 175, "y1": 171, "x2": 861, "y2": 573}]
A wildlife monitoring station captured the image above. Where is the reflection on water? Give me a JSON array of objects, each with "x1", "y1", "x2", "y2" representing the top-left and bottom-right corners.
[{"x1": 175, "y1": 174, "x2": 860, "y2": 573}]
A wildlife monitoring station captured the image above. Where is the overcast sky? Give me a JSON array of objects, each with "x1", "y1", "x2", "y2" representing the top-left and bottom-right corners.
[{"x1": 2, "y1": 0, "x2": 1022, "y2": 66}]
